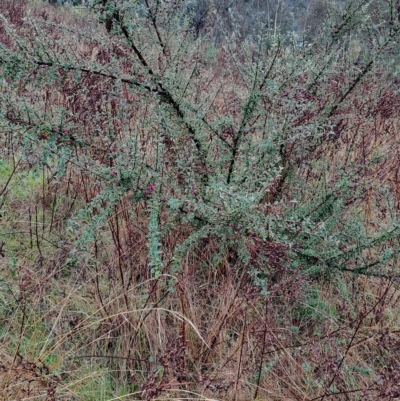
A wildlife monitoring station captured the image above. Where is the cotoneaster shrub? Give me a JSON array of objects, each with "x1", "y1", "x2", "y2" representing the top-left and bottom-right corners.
[{"x1": 1, "y1": 0, "x2": 400, "y2": 399}]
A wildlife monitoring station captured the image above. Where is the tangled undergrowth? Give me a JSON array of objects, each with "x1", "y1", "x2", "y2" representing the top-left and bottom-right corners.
[{"x1": 1, "y1": 0, "x2": 400, "y2": 400}]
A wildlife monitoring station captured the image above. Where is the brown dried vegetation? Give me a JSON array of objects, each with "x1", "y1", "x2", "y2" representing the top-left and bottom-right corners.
[{"x1": 0, "y1": 1, "x2": 400, "y2": 400}]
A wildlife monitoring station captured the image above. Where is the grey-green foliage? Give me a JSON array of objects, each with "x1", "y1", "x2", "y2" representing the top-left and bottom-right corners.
[
  {"x1": 47, "y1": 0, "x2": 86, "y2": 6},
  {"x1": 0, "y1": 0, "x2": 400, "y2": 283},
  {"x1": 183, "y1": 0, "x2": 347, "y2": 43}
]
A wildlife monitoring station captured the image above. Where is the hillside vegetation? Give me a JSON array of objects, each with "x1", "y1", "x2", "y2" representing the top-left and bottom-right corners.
[{"x1": 1, "y1": 0, "x2": 400, "y2": 400}]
